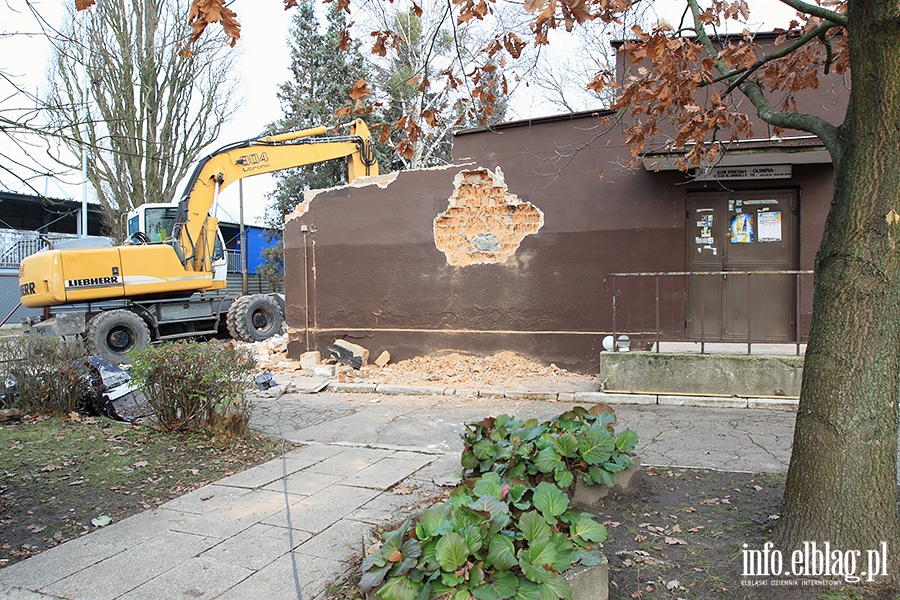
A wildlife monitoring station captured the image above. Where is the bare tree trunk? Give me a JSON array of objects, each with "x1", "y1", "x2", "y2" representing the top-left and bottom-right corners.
[{"x1": 778, "y1": 0, "x2": 900, "y2": 561}]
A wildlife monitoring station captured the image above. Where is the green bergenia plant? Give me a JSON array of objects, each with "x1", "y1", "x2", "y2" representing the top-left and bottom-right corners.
[
  {"x1": 360, "y1": 472, "x2": 606, "y2": 599},
  {"x1": 360, "y1": 406, "x2": 639, "y2": 599},
  {"x1": 461, "y1": 406, "x2": 639, "y2": 490}
]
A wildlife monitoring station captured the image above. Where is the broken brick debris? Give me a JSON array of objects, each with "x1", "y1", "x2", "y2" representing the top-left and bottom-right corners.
[
  {"x1": 374, "y1": 350, "x2": 391, "y2": 368},
  {"x1": 328, "y1": 339, "x2": 370, "y2": 370}
]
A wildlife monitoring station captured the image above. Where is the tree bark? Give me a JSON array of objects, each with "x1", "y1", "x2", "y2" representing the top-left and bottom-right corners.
[{"x1": 778, "y1": 0, "x2": 900, "y2": 564}]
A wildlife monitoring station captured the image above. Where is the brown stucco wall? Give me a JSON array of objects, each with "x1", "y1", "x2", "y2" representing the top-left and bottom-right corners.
[{"x1": 284, "y1": 112, "x2": 833, "y2": 372}]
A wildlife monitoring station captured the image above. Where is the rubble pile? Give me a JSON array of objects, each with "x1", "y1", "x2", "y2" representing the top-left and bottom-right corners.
[
  {"x1": 371, "y1": 351, "x2": 583, "y2": 389},
  {"x1": 243, "y1": 334, "x2": 297, "y2": 373}
]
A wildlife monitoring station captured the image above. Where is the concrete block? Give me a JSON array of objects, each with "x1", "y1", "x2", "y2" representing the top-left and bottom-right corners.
[
  {"x1": 452, "y1": 388, "x2": 480, "y2": 397},
  {"x1": 748, "y1": 397, "x2": 799, "y2": 411},
  {"x1": 300, "y1": 351, "x2": 321, "y2": 371},
  {"x1": 557, "y1": 392, "x2": 576, "y2": 402},
  {"x1": 566, "y1": 556, "x2": 609, "y2": 600},
  {"x1": 596, "y1": 392, "x2": 657, "y2": 405},
  {"x1": 505, "y1": 390, "x2": 559, "y2": 401},
  {"x1": 327, "y1": 382, "x2": 377, "y2": 393},
  {"x1": 573, "y1": 391, "x2": 606, "y2": 403},
  {"x1": 374, "y1": 351, "x2": 391, "y2": 367},
  {"x1": 657, "y1": 395, "x2": 748, "y2": 409},
  {"x1": 572, "y1": 458, "x2": 641, "y2": 507},
  {"x1": 375, "y1": 384, "x2": 446, "y2": 396},
  {"x1": 328, "y1": 339, "x2": 370, "y2": 369},
  {"x1": 478, "y1": 389, "x2": 506, "y2": 399},
  {"x1": 600, "y1": 352, "x2": 804, "y2": 397},
  {"x1": 313, "y1": 364, "x2": 336, "y2": 377}
]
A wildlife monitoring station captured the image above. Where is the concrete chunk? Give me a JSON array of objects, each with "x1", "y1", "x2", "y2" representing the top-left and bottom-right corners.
[
  {"x1": 374, "y1": 350, "x2": 391, "y2": 368},
  {"x1": 328, "y1": 339, "x2": 370, "y2": 370}
]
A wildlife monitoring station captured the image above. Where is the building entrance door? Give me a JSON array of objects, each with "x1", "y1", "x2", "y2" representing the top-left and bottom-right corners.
[{"x1": 686, "y1": 190, "x2": 798, "y2": 342}]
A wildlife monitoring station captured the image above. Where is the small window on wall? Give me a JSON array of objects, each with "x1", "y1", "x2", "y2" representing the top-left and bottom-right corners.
[{"x1": 728, "y1": 198, "x2": 783, "y2": 244}]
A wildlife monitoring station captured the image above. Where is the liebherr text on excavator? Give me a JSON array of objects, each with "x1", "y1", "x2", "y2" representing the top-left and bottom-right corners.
[{"x1": 19, "y1": 119, "x2": 378, "y2": 363}]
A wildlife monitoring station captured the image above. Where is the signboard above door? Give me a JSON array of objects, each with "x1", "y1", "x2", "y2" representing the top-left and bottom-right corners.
[{"x1": 695, "y1": 165, "x2": 792, "y2": 180}]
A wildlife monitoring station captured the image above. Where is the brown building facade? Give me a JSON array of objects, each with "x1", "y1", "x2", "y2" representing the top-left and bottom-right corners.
[{"x1": 282, "y1": 104, "x2": 835, "y2": 371}]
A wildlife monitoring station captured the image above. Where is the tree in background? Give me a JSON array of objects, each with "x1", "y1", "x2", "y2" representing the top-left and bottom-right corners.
[
  {"x1": 47, "y1": 0, "x2": 236, "y2": 233},
  {"x1": 177, "y1": 0, "x2": 898, "y2": 560},
  {"x1": 361, "y1": 1, "x2": 510, "y2": 169},
  {"x1": 265, "y1": 1, "x2": 369, "y2": 228}
]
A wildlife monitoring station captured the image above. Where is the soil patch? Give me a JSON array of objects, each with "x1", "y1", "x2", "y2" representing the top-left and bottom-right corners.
[
  {"x1": 326, "y1": 467, "x2": 899, "y2": 600},
  {"x1": 0, "y1": 414, "x2": 282, "y2": 568}
]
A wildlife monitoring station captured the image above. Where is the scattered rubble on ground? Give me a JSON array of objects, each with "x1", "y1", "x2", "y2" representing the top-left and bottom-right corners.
[{"x1": 240, "y1": 336, "x2": 599, "y2": 393}]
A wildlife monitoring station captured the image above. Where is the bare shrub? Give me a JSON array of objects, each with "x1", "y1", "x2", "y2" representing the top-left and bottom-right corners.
[{"x1": 0, "y1": 336, "x2": 91, "y2": 414}]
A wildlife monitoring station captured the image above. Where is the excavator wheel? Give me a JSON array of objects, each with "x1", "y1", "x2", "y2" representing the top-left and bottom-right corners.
[
  {"x1": 226, "y1": 294, "x2": 283, "y2": 342},
  {"x1": 87, "y1": 309, "x2": 151, "y2": 365}
]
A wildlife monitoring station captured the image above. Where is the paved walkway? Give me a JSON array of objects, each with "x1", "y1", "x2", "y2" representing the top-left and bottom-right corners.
[{"x1": 0, "y1": 385, "x2": 797, "y2": 599}]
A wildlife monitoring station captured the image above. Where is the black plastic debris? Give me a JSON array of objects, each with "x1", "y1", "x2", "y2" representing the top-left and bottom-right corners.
[{"x1": 256, "y1": 371, "x2": 277, "y2": 390}]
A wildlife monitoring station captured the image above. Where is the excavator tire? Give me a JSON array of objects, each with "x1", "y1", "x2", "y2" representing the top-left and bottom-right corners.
[
  {"x1": 87, "y1": 310, "x2": 151, "y2": 365},
  {"x1": 226, "y1": 294, "x2": 282, "y2": 343}
]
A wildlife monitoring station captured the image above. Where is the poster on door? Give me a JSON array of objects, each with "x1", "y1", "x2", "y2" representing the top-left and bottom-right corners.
[
  {"x1": 758, "y1": 211, "x2": 783, "y2": 242},
  {"x1": 730, "y1": 213, "x2": 754, "y2": 243}
]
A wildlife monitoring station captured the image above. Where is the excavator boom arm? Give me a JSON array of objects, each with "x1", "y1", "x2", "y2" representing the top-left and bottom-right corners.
[{"x1": 175, "y1": 118, "x2": 378, "y2": 270}]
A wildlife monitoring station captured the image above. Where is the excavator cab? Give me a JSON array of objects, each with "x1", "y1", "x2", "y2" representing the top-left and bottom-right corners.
[{"x1": 124, "y1": 203, "x2": 228, "y2": 284}]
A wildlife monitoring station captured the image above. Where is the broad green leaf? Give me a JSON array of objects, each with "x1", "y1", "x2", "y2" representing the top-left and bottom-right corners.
[
  {"x1": 612, "y1": 452, "x2": 635, "y2": 470},
  {"x1": 518, "y1": 511, "x2": 551, "y2": 541},
  {"x1": 538, "y1": 574, "x2": 572, "y2": 600},
  {"x1": 486, "y1": 534, "x2": 518, "y2": 570},
  {"x1": 578, "y1": 428, "x2": 615, "y2": 465},
  {"x1": 553, "y1": 468, "x2": 574, "y2": 489},
  {"x1": 596, "y1": 411, "x2": 616, "y2": 429},
  {"x1": 570, "y1": 515, "x2": 608, "y2": 544},
  {"x1": 518, "y1": 537, "x2": 557, "y2": 583},
  {"x1": 377, "y1": 575, "x2": 422, "y2": 600},
  {"x1": 553, "y1": 433, "x2": 578, "y2": 457},
  {"x1": 615, "y1": 428, "x2": 639, "y2": 452},
  {"x1": 461, "y1": 449, "x2": 480, "y2": 470},
  {"x1": 453, "y1": 505, "x2": 487, "y2": 530},
  {"x1": 473, "y1": 438, "x2": 499, "y2": 460},
  {"x1": 416, "y1": 505, "x2": 452, "y2": 540},
  {"x1": 513, "y1": 579, "x2": 543, "y2": 600},
  {"x1": 435, "y1": 532, "x2": 470, "y2": 572},
  {"x1": 533, "y1": 482, "x2": 568, "y2": 522},
  {"x1": 601, "y1": 459, "x2": 626, "y2": 474},
  {"x1": 474, "y1": 474, "x2": 503, "y2": 499},
  {"x1": 588, "y1": 465, "x2": 616, "y2": 488},
  {"x1": 509, "y1": 484, "x2": 531, "y2": 510},
  {"x1": 472, "y1": 570, "x2": 519, "y2": 600},
  {"x1": 462, "y1": 525, "x2": 484, "y2": 555},
  {"x1": 452, "y1": 589, "x2": 474, "y2": 600},
  {"x1": 359, "y1": 563, "x2": 391, "y2": 592},
  {"x1": 534, "y1": 447, "x2": 563, "y2": 473},
  {"x1": 549, "y1": 533, "x2": 575, "y2": 571},
  {"x1": 572, "y1": 548, "x2": 605, "y2": 567},
  {"x1": 442, "y1": 570, "x2": 465, "y2": 587}
]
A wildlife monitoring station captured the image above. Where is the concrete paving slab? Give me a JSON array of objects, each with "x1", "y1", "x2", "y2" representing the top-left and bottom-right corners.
[
  {"x1": 748, "y1": 397, "x2": 799, "y2": 411},
  {"x1": 294, "y1": 519, "x2": 373, "y2": 561},
  {"x1": 117, "y1": 555, "x2": 254, "y2": 599},
  {"x1": 214, "y1": 445, "x2": 350, "y2": 489},
  {"x1": 215, "y1": 552, "x2": 346, "y2": 600},
  {"x1": 303, "y1": 446, "x2": 395, "y2": 477},
  {"x1": 658, "y1": 395, "x2": 749, "y2": 409},
  {"x1": 347, "y1": 486, "x2": 442, "y2": 526},
  {"x1": 262, "y1": 484, "x2": 382, "y2": 534},
  {"x1": 262, "y1": 470, "x2": 344, "y2": 496},
  {"x1": 165, "y1": 488, "x2": 289, "y2": 538},
  {"x1": 595, "y1": 392, "x2": 658, "y2": 405},
  {"x1": 340, "y1": 453, "x2": 436, "y2": 490},
  {"x1": 41, "y1": 530, "x2": 219, "y2": 600},
  {"x1": 0, "y1": 535, "x2": 129, "y2": 591},
  {"x1": 199, "y1": 522, "x2": 312, "y2": 571}
]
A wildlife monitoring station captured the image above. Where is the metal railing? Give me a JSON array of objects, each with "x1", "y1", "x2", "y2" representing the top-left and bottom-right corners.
[
  {"x1": 606, "y1": 269, "x2": 814, "y2": 355},
  {"x1": 0, "y1": 230, "x2": 81, "y2": 269}
]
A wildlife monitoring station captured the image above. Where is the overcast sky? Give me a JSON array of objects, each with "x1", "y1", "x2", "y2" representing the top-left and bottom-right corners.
[{"x1": 0, "y1": 0, "x2": 798, "y2": 226}]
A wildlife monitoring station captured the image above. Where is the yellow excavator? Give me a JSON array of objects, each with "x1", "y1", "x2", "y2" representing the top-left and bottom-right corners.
[{"x1": 19, "y1": 119, "x2": 378, "y2": 363}]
